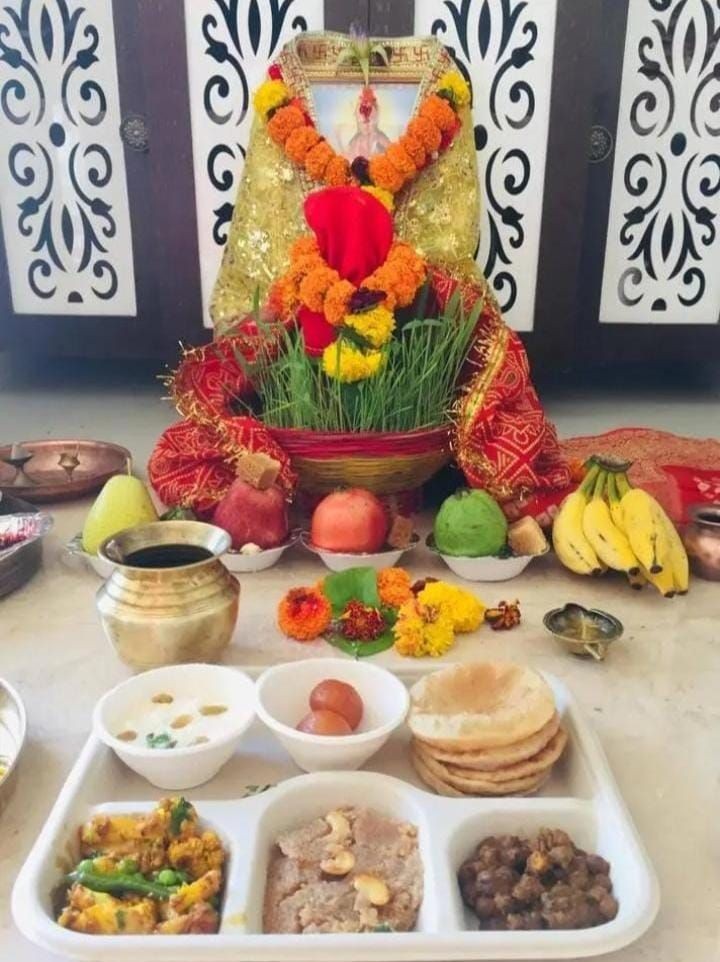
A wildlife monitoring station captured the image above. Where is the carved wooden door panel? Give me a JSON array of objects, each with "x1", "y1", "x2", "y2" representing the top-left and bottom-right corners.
[
  {"x1": 376, "y1": 0, "x2": 594, "y2": 367},
  {"x1": 0, "y1": 0, "x2": 205, "y2": 358},
  {"x1": 578, "y1": 0, "x2": 720, "y2": 363}
]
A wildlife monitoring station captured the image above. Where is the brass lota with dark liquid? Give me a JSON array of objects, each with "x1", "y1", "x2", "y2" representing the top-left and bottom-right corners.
[{"x1": 96, "y1": 522, "x2": 240, "y2": 669}]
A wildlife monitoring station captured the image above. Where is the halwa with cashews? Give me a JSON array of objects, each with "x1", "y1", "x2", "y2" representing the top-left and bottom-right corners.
[
  {"x1": 56, "y1": 797, "x2": 226, "y2": 935},
  {"x1": 263, "y1": 806, "x2": 423, "y2": 934}
]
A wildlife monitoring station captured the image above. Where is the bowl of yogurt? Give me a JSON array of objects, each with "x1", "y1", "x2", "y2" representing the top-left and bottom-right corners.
[{"x1": 93, "y1": 664, "x2": 256, "y2": 789}]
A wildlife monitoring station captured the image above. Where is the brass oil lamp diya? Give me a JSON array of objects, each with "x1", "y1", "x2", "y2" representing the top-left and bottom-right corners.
[{"x1": 543, "y1": 603, "x2": 624, "y2": 661}]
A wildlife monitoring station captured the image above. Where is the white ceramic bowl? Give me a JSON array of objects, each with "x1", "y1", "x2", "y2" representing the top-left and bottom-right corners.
[
  {"x1": 64, "y1": 534, "x2": 115, "y2": 578},
  {"x1": 301, "y1": 532, "x2": 419, "y2": 572},
  {"x1": 222, "y1": 532, "x2": 298, "y2": 573},
  {"x1": 93, "y1": 664, "x2": 256, "y2": 790},
  {"x1": 426, "y1": 534, "x2": 537, "y2": 581},
  {"x1": 255, "y1": 658, "x2": 409, "y2": 773}
]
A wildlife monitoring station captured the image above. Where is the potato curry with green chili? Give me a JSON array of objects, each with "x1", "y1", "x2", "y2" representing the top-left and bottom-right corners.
[{"x1": 57, "y1": 797, "x2": 225, "y2": 935}]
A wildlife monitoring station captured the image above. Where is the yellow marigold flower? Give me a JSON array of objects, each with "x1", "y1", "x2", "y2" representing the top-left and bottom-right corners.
[
  {"x1": 253, "y1": 79, "x2": 290, "y2": 119},
  {"x1": 438, "y1": 70, "x2": 471, "y2": 107},
  {"x1": 418, "y1": 581, "x2": 485, "y2": 633},
  {"x1": 393, "y1": 598, "x2": 455, "y2": 658},
  {"x1": 362, "y1": 185, "x2": 394, "y2": 210},
  {"x1": 343, "y1": 305, "x2": 395, "y2": 348},
  {"x1": 321, "y1": 341, "x2": 383, "y2": 383},
  {"x1": 377, "y1": 567, "x2": 413, "y2": 607}
]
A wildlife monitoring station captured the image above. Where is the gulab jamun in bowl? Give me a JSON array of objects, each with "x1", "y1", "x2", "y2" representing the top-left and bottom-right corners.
[{"x1": 255, "y1": 658, "x2": 409, "y2": 773}]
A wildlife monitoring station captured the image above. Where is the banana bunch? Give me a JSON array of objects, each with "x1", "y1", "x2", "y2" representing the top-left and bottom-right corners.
[{"x1": 552, "y1": 459, "x2": 689, "y2": 596}]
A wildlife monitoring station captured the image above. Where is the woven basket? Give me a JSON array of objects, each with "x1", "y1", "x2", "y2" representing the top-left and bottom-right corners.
[{"x1": 267, "y1": 425, "x2": 452, "y2": 495}]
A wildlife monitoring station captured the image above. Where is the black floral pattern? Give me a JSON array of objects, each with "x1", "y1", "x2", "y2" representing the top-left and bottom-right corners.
[
  {"x1": 0, "y1": 0, "x2": 121, "y2": 303},
  {"x1": 428, "y1": 0, "x2": 540, "y2": 315},
  {"x1": 201, "y1": 0, "x2": 309, "y2": 246},
  {"x1": 615, "y1": 0, "x2": 720, "y2": 313}
]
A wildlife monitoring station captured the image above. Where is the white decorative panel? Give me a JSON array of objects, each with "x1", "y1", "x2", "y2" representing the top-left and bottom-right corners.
[
  {"x1": 185, "y1": 0, "x2": 323, "y2": 327},
  {"x1": 0, "y1": 0, "x2": 136, "y2": 315},
  {"x1": 600, "y1": 0, "x2": 720, "y2": 325},
  {"x1": 415, "y1": 0, "x2": 558, "y2": 332}
]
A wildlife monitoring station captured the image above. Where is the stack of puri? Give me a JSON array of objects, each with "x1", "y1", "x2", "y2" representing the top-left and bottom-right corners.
[{"x1": 408, "y1": 663, "x2": 567, "y2": 797}]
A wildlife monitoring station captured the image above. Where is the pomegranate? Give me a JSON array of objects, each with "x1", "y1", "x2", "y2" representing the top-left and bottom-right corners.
[
  {"x1": 213, "y1": 479, "x2": 289, "y2": 549},
  {"x1": 310, "y1": 488, "x2": 388, "y2": 553}
]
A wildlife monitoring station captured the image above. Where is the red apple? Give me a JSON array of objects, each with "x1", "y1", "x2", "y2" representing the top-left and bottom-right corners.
[
  {"x1": 213, "y1": 479, "x2": 289, "y2": 549},
  {"x1": 311, "y1": 488, "x2": 388, "y2": 553}
]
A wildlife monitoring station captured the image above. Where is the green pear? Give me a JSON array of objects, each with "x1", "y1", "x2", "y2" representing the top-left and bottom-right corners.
[{"x1": 82, "y1": 475, "x2": 158, "y2": 555}]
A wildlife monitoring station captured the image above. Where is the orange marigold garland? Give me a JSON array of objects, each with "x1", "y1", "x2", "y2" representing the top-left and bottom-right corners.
[
  {"x1": 285, "y1": 125, "x2": 321, "y2": 164},
  {"x1": 280, "y1": 235, "x2": 427, "y2": 335},
  {"x1": 253, "y1": 64, "x2": 470, "y2": 196},
  {"x1": 324, "y1": 279, "x2": 355, "y2": 325},
  {"x1": 266, "y1": 103, "x2": 305, "y2": 145}
]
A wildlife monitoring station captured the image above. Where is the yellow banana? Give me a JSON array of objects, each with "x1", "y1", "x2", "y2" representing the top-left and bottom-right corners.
[
  {"x1": 616, "y1": 475, "x2": 669, "y2": 573},
  {"x1": 606, "y1": 472, "x2": 626, "y2": 529},
  {"x1": 552, "y1": 466, "x2": 603, "y2": 576},
  {"x1": 640, "y1": 563, "x2": 676, "y2": 598},
  {"x1": 626, "y1": 570, "x2": 647, "y2": 590},
  {"x1": 582, "y1": 471, "x2": 641, "y2": 574},
  {"x1": 659, "y1": 512, "x2": 689, "y2": 594}
]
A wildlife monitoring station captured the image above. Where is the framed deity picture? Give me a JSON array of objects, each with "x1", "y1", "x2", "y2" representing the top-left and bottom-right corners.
[{"x1": 310, "y1": 82, "x2": 420, "y2": 160}]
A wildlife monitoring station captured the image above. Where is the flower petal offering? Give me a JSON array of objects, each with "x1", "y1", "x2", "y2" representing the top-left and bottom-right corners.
[{"x1": 57, "y1": 797, "x2": 225, "y2": 935}]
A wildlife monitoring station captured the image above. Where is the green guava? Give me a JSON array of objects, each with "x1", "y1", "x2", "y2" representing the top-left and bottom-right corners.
[{"x1": 433, "y1": 488, "x2": 508, "y2": 557}]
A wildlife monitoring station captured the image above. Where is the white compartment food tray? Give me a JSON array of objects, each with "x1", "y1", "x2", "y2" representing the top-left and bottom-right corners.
[{"x1": 12, "y1": 673, "x2": 659, "y2": 960}]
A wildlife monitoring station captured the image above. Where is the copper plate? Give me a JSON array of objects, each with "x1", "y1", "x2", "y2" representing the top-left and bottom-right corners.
[{"x1": 0, "y1": 439, "x2": 131, "y2": 503}]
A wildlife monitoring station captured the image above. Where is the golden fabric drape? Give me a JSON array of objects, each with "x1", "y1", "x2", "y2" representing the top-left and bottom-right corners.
[{"x1": 210, "y1": 32, "x2": 488, "y2": 333}]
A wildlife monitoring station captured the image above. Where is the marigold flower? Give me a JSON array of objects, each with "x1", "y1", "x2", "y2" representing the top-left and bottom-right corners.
[
  {"x1": 267, "y1": 103, "x2": 306, "y2": 145},
  {"x1": 390, "y1": 262, "x2": 423, "y2": 308},
  {"x1": 399, "y1": 133, "x2": 426, "y2": 169},
  {"x1": 377, "y1": 567, "x2": 414, "y2": 607},
  {"x1": 368, "y1": 153, "x2": 406, "y2": 193},
  {"x1": 322, "y1": 341, "x2": 383, "y2": 382},
  {"x1": 362, "y1": 271, "x2": 395, "y2": 310},
  {"x1": 305, "y1": 139, "x2": 335, "y2": 180},
  {"x1": 287, "y1": 251, "x2": 324, "y2": 286},
  {"x1": 253, "y1": 78, "x2": 290, "y2": 119},
  {"x1": 417, "y1": 582, "x2": 485, "y2": 633},
  {"x1": 393, "y1": 598, "x2": 455, "y2": 658},
  {"x1": 291, "y1": 235, "x2": 320, "y2": 259},
  {"x1": 323, "y1": 279, "x2": 355, "y2": 325},
  {"x1": 324, "y1": 154, "x2": 351, "y2": 186},
  {"x1": 385, "y1": 143, "x2": 416, "y2": 179},
  {"x1": 437, "y1": 70, "x2": 471, "y2": 107},
  {"x1": 299, "y1": 265, "x2": 340, "y2": 312},
  {"x1": 277, "y1": 586, "x2": 331, "y2": 641},
  {"x1": 362, "y1": 185, "x2": 394, "y2": 211},
  {"x1": 407, "y1": 115, "x2": 442, "y2": 153},
  {"x1": 419, "y1": 93, "x2": 458, "y2": 133},
  {"x1": 343, "y1": 304, "x2": 395, "y2": 348},
  {"x1": 285, "y1": 125, "x2": 321, "y2": 164},
  {"x1": 266, "y1": 277, "x2": 297, "y2": 321},
  {"x1": 339, "y1": 600, "x2": 386, "y2": 641}
]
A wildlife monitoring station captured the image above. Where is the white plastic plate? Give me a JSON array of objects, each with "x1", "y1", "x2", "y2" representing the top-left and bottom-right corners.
[{"x1": 12, "y1": 673, "x2": 659, "y2": 961}]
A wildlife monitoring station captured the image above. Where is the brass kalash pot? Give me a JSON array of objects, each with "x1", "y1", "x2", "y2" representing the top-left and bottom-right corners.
[{"x1": 96, "y1": 521, "x2": 239, "y2": 669}]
